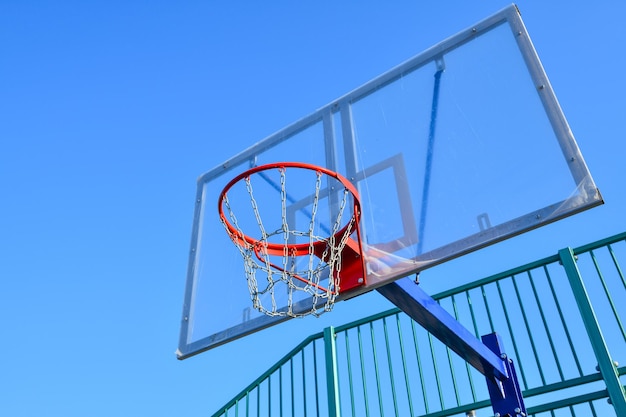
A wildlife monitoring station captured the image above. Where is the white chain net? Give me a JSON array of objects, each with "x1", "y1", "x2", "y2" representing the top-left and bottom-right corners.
[{"x1": 220, "y1": 166, "x2": 357, "y2": 318}]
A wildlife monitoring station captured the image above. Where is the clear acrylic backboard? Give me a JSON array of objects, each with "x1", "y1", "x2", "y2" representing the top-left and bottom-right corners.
[{"x1": 177, "y1": 5, "x2": 602, "y2": 359}]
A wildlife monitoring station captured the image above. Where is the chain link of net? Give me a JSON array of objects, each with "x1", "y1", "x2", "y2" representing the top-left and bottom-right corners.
[{"x1": 220, "y1": 167, "x2": 356, "y2": 318}]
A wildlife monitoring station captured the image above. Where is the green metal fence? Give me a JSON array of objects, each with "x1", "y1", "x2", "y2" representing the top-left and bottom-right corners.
[{"x1": 211, "y1": 232, "x2": 626, "y2": 417}]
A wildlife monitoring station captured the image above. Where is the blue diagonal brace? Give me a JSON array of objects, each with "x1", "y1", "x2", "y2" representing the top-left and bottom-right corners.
[{"x1": 377, "y1": 278, "x2": 508, "y2": 381}]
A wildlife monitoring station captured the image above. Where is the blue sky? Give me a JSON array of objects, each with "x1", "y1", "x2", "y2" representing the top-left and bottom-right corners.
[{"x1": 1, "y1": 1, "x2": 625, "y2": 416}]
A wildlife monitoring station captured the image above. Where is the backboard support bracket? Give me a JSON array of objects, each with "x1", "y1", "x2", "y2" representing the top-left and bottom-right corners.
[{"x1": 377, "y1": 279, "x2": 527, "y2": 417}]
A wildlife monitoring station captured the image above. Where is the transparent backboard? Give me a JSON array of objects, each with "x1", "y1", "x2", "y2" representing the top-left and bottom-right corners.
[{"x1": 177, "y1": 5, "x2": 602, "y2": 359}]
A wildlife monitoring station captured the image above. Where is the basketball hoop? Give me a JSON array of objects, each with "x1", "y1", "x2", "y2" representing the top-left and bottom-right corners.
[{"x1": 218, "y1": 162, "x2": 366, "y2": 318}]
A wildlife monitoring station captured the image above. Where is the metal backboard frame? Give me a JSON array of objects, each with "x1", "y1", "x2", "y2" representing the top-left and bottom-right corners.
[{"x1": 178, "y1": 4, "x2": 602, "y2": 359}]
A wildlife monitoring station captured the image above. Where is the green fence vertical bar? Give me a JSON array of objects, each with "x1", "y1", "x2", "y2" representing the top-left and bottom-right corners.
[
  {"x1": 558, "y1": 247, "x2": 626, "y2": 415},
  {"x1": 324, "y1": 326, "x2": 341, "y2": 417}
]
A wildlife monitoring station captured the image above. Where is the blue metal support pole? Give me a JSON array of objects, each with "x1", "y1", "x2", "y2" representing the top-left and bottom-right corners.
[
  {"x1": 377, "y1": 278, "x2": 508, "y2": 380},
  {"x1": 482, "y1": 333, "x2": 527, "y2": 417},
  {"x1": 377, "y1": 278, "x2": 527, "y2": 415}
]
